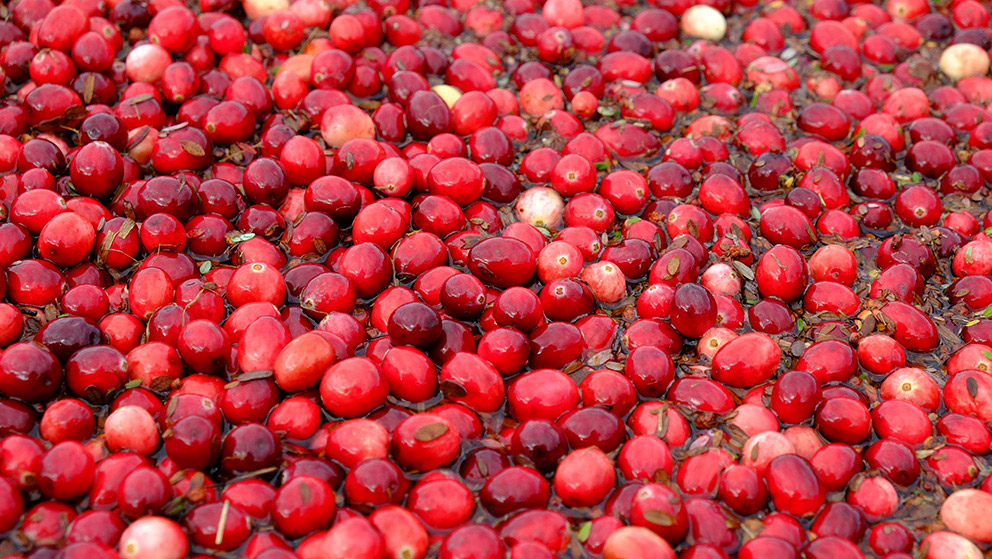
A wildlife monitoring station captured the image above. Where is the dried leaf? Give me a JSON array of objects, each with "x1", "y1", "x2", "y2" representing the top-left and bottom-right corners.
[
  {"x1": 586, "y1": 349, "x2": 612, "y2": 367},
  {"x1": 936, "y1": 323, "x2": 963, "y2": 347},
  {"x1": 83, "y1": 73, "x2": 95, "y2": 104},
  {"x1": 63, "y1": 105, "x2": 88, "y2": 120},
  {"x1": 238, "y1": 370, "x2": 274, "y2": 382},
  {"x1": 967, "y1": 376, "x2": 979, "y2": 399},
  {"x1": 667, "y1": 255, "x2": 680, "y2": 276},
  {"x1": 653, "y1": 468, "x2": 671, "y2": 484},
  {"x1": 128, "y1": 93, "x2": 155, "y2": 104},
  {"x1": 732, "y1": 260, "x2": 754, "y2": 281},
  {"x1": 414, "y1": 422, "x2": 449, "y2": 442},
  {"x1": 642, "y1": 510, "x2": 676, "y2": 526},
  {"x1": 150, "y1": 375, "x2": 174, "y2": 392},
  {"x1": 181, "y1": 140, "x2": 206, "y2": 157},
  {"x1": 127, "y1": 126, "x2": 151, "y2": 150},
  {"x1": 460, "y1": 235, "x2": 484, "y2": 250},
  {"x1": 215, "y1": 500, "x2": 230, "y2": 547},
  {"x1": 440, "y1": 380, "x2": 468, "y2": 398},
  {"x1": 859, "y1": 314, "x2": 877, "y2": 336}
]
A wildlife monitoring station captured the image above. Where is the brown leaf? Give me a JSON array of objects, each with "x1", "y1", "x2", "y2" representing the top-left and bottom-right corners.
[
  {"x1": 967, "y1": 376, "x2": 979, "y2": 399},
  {"x1": 562, "y1": 360, "x2": 585, "y2": 375},
  {"x1": 936, "y1": 323, "x2": 963, "y2": 347},
  {"x1": 128, "y1": 93, "x2": 155, "y2": 104},
  {"x1": 43, "y1": 304, "x2": 59, "y2": 322},
  {"x1": 859, "y1": 314, "x2": 877, "y2": 336},
  {"x1": 181, "y1": 140, "x2": 206, "y2": 157},
  {"x1": 498, "y1": 206, "x2": 515, "y2": 228},
  {"x1": 586, "y1": 349, "x2": 612, "y2": 367},
  {"x1": 150, "y1": 375, "x2": 174, "y2": 392},
  {"x1": 127, "y1": 127, "x2": 151, "y2": 150},
  {"x1": 686, "y1": 219, "x2": 699, "y2": 238},
  {"x1": 667, "y1": 255, "x2": 680, "y2": 276},
  {"x1": 313, "y1": 238, "x2": 328, "y2": 254},
  {"x1": 83, "y1": 74, "x2": 95, "y2": 105},
  {"x1": 732, "y1": 260, "x2": 754, "y2": 281},
  {"x1": 238, "y1": 370, "x2": 274, "y2": 383},
  {"x1": 653, "y1": 468, "x2": 671, "y2": 484},
  {"x1": 459, "y1": 235, "x2": 485, "y2": 250},
  {"x1": 440, "y1": 380, "x2": 468, "y2": 398},
  {"x1": 656, "y1": 408, "x2": 670, "y2": 438},
  {"x1": 414, "y1": 422, "x2": 449, "y2": 442},
  {"x1": 84, "y1": 386, "x2": 108, "y2": 405},
  {"x1": 64, "y1": 105, "x2": 88, "y2": 121},
  {"x1": 643, "y1": 510, "x2": 676, "y2": 526}
]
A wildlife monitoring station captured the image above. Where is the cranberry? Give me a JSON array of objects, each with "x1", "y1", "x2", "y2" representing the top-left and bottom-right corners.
[{"x1": 765, "y1": 454, "x2": 825, "y2": 517}]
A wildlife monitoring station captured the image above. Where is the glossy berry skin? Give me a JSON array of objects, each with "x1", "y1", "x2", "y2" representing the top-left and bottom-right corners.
[
  {"x1": 392, "y1": 414, "x2": 461, "y2": 472},
  {"x1": 38, "y1": 441, "x2": 95, "y2": 501},
  {"x1": 764, "y1": 455, "x2": 825, "y2": 517},
  {"x1": 272, "y1": 475, "x2": 336, "y2": 538}
]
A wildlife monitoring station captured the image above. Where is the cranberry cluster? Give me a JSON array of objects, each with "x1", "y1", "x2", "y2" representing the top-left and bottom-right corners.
[{"x1": 2, "y1": 0, "x2": 992, "y2": 557}]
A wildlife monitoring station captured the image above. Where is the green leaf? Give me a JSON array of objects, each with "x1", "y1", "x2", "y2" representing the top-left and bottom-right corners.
[
  {"x1": 124, "y1": 379, "x2": 142, "y2": 389},
  {"x1": 577, "y1": 521, "x2": 592, "y2": 542},
  {"x1": 625, "y1": 217, "x2": 642, "y2": 226},
  {"x1": 911, "y1": 172, "x2": 922, "y2": 182},
  {"x1": 983, "y1": 305, "x2": 992, "y2": 318},
  {"x1": 199, "y1": 261, "x2": 212, "y2": 274},
  {"x1": 797, "y1": 317, "x2": 805, "y2": 331},
  {"x1": 983, "y1": 351, "x2": 992, "y2": 360},
  {"x1": 750, "y1": 206, "x2": 761, "y2": 221},
  {"x1": 597, "y1": 106, "x2": 618, "y2": 117},
  {"x1": 226, "y1": 231, "x2": 256, "y2": 244},
  {"x1": 594, "y1": 161, "x2": 609, "y2": 171}
]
